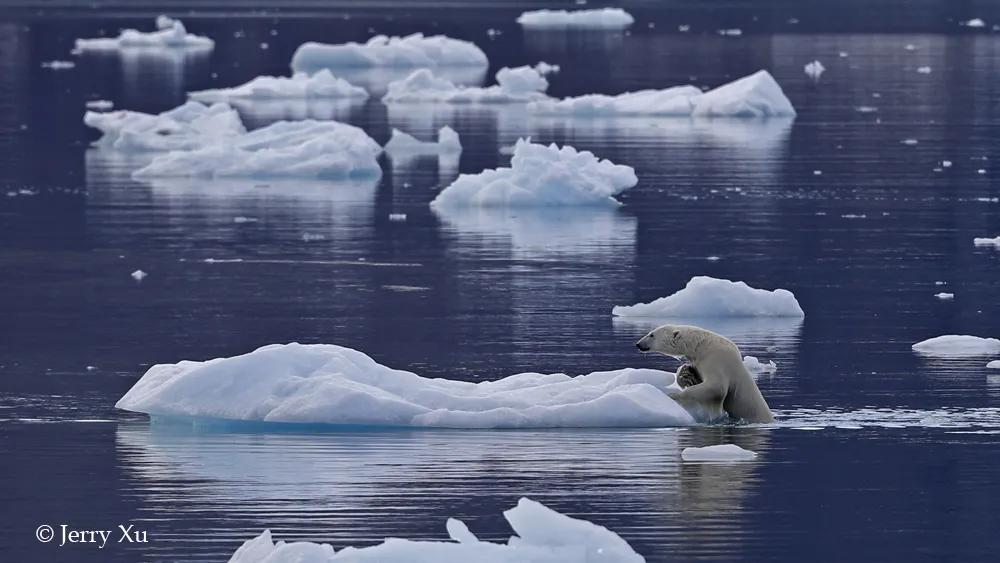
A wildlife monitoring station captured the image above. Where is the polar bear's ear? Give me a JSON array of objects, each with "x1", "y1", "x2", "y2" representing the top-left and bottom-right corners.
[{"x1": 672, "y1": 329, "x2": 681, "y2": 339}]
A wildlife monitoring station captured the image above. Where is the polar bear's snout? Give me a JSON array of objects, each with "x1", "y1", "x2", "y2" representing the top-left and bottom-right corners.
[{"x1": 635, "y1": 334, "x2": 653, "y2": 352}]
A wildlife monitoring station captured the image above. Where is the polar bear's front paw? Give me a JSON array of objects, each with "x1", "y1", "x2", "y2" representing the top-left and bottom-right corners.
[{"x1": 676, "y1": 364, "x2": 702, "y2": 388}]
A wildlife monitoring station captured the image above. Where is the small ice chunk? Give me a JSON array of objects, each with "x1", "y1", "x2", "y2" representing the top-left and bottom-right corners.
[
  {"x1": 963, "y1": 18, "x2": 986, "y2": 28},
  {"x1": 516, "y1": 8, "x2": 635, "y2": 29},
  {"x1": 717, "y1": 28, "x2": 743, "y2": 36},
  {"x1": 681, "y1": 444, "x2": 757, "y2": 461},
  {"x1": 290, "y1": 33, "x2": 487, "y2": 74},
  {"x1": 75, "y1": 16, "x2": 214, "y2": 51},
  {"x1": 388, "y1": 213, "x2": 407, "y2": 221},
  {"x1": 115, "y1": 342, "x2": 694, "y2": 428},
  {"x1": 839, "y1": 51, "x2": 849, "y2": 58},
  {"x1": 942, "y1": 160, "x2": 952, "y2": 167},
  {"x1": 916, "y1": 66, "x2": 932, "y2": 74},
  {"x1": 678, "y1": 24, "x2": 690, "y2": 32},
  {"x1": 934, "y1": 292, "x2": 954, "y2": 300},
  {"x1": 904, "y1": 44, "x2": 917, "y2": 51},
  {"x1": 901, "y1": 138, "x2": 918, "y2": 145},
  {"x1": 430, "y1": 138, "x2": 637, "y2": 209},
  {"x1": 743, "y1": 356, "x2": 778, "y2": 374},
  {"x1": 41, "y1": 60, "x2": 76, "y2": 69},
  {"x1": 85, "y1": 99, "x2": 114, "y2": 110},
  {"x1": 803, "y1": 60, "x2": 825, "y2": 79},
  {"x1": 382, "y1": 66, "x2": 549, "y2": 103},
  {"x1": 534, "y1": 61, "x2": 560, "y2": 75},
  {"x1": 855, "y1": 106, "x2": 878, "y2": 113},
  {"x1": 385, "y1": 126, "x2": 462, "y2": 156},
  {"x1": 233, "y1": 216, "x2": 258, "y2": 224},
  {"x1": 613, "y1": 276, "x2": 805, "y2": 319},
  {"x1": 973, "y1": 236, "x2": 1000, "y2": 248},
  {"x1": 987, "y1": 360, "x2": 1000, "y2": 369},
  {"x1": 189, "y1": 70, "x2": 369, "y2": 103},
  {"x1": 130, "y1": 269, "x2": 147, "y2": 281},
  {"x1": 912, "y1": 335, "x2": 1000, "y2": 357},
  {"x1": 227, "y1": 498, "x2": 644, "y2": 562}
]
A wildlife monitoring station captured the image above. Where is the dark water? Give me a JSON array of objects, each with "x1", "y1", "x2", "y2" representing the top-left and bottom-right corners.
[{"x1": 2, "y1": 1, "x2": 1000, "y2": 562}]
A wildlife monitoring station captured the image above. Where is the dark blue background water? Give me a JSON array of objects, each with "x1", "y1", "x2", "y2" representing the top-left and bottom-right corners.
[{"x1": 1, "y1": 1, "x2": 999, "y2": 562}]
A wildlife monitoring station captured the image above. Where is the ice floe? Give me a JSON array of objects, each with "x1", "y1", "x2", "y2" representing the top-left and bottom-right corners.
[
  {"x1": 987, "y1": 360, "x2": 1000, "y2": 369},
  {"x1": 527, "y1": 70, "x2": 795, "y2": 117},
  {"x1": 133, "y1": 120, "x2": 382, "y2": 180},
  {"x1": 382, "y1": 66, "x2": 549, "y2": 103},
  {"x1": 189, "y1": 70, "x2": 369, "y2": 103},
  {"x1": 962, "y1": 18, "x2": 986, "y2": 28},
  {"x1": 534, "y1": 61, "x2": 561, "y2": 75},
  {"x1": 228, "y1": 498, "x2": 644, "y2": 563},
  {"x1": 116, "y1": 342, "x2": 693, "y2": 428},
  {"x1": 130, "y1": 269, "x2": 147, "y2": 281},
  {"x1": 41, "y1": 60, "x2": 75, "y2": 69},
  {"x1": 912, "y1": 335, "x2": 1000, "y2": 357},
  {"x1": 85, "y1": 99, "x2": 114, "y2": 111},
  {"x1": 85, "y1": 101, "x2": 246, "y2": 152},
  {"x1": 384, "y1": 126, "x2": 462, "y2": 156},
  {"x1": 75, "y1": 16, "x2": 214, "y2": 51},
  {"x1": 291, "y1": 33, "x2": 488, "y2": 74},
  {"x1": 612, "y1": 276, "x2": 805, "y2": 319},
  {"x1": 934, "y1": 292, "x2": 954, "y2": 300},
  {"x1": 681, "y1": 444, "x2": 757, "y2": 462},
  {"x1": 516, "y1": 8, "x2": 635, "y2": 29},
  {"x1": 803, "y1": 60, "x2": 825, "y2": 79},
  {"x1": 743, "y1": 356, "x2": 778, "y2": 374},
  {"x1": 429, "y1": 138, "x2": 637, "y2": 209},
  {"x1": 973, "y1": 236, "x2": 1000, "y2": 248}
]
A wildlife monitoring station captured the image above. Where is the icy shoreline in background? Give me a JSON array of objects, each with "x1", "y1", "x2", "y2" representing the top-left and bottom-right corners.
[
  {"x1": 228, "y1": 498, "x2": 645, "y2": 562},
  {"x1": 116, "y1": 343, "x2": 694, "y2": 428}
]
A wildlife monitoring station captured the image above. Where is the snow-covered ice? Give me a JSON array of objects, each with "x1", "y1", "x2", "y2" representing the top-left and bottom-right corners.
[
  {"x1": 75, "y1": 16, "x2": 214, "y2": 51},
  {"x1": 912, "y1": 335, "x2": 1000, "y2": 357},
  {"x1": 115, "y1": 342, "x2": 694, "y2": 428},
  {"x1": 189, "y1": 70, "x2": 369, "y2": 103},
  {"x1": 743, "y1": 356, "x2": 778, "y2": 374},
  {"x1": 85, "y1": 101, "x2": 245, "y2": 152},
  {"x1": 429, "y1": 138, "x2": 637, "y2": 209},
  {"x1": 516, "y1": 8, "x2": 635, "y2": 29},
  {"x1": 227, "y1": 498, "x2": 645, "y2": 563},
  {"x1": 681, "y1": 444, "x2": 757, "y2": 461},
  {"x1": 973, "y1": 236, "x2": 1000, "y2": 248},
  {"x1": 963, "y1": 18, "x2": 986, "y2": 28},
  {"x1": 528, "y1": 70, "x2": 795, "y2": 118},
  {"x1": 291, "y1": 33, "x2": 488, "y2": 74},
  {"x1": 382, "y1": 66, "x2": 549, "y2": 103},
  {"x1": 133, "y1": 120, "x2": 383, "y2": 180},
  {"x1": 803, "y1": 60, "x2": 825, "y2": 79},
  {"x1": 987, "y1": 360, "x2": 1000, "y2": 369},
  {"x1": 612, "y1": 276, "x2": 805, "y2": 319},
  {"x1": 384, "y1": 126, "x2": 462, "y2": 156}
]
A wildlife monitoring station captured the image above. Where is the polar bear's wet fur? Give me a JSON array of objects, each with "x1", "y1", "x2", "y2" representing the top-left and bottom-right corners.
[{"x1": 636, "y1": 324, "x2": 774, "y2": 423}]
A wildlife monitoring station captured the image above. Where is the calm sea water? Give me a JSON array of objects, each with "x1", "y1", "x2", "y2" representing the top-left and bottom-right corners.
[{"x1": 2, "y1": 1, "x2": 999, "y2": 562}]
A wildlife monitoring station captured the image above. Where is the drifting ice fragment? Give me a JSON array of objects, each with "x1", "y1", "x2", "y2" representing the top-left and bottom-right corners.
[
  {"x1": 41, "y1": 60, "x2": 76, "y2": 69},
  {"x1": 75, "y1": 16, "x2": 214, "y2": 50},
  {"x1": 973, "y1": 236, "x2": 1000, "y2": 248},
  {"x1": 516, "y1": 8, "x2": 635, "y2": 29},
  {"x1": 612, "y1": 276, "x2": 805, "y2": 319},
  {"x1": 912, "y1": 335, "x2": 1000, "y2": 357},
  {"x1": 130, "y1": 270, "x2": 147, "y2": 281},
  {"x1": 743, "y1": 356, "x2": 778, "y2": 374},
  {"x1": 534, "y1": 61, "x2": 561, "y2": 75},
  {"x1": 189, "y1": 70, "x2": 369, "y2": 103},
  {"x1": 803, "y1": 60, "x2": 825, "y2": 79},
  {"x1": 85, "y1": 99, "x2": 114, "y2": 110},
  {"x1": 382, "y1": 66, "x2": 549, "y2": 103},
  {"x1": 934, "y1": 292, "x2": 954, "y2": 300},
  {"x1": 85, "y1": 101, "x2": 246, "y2": 152},
  {"x1": 963, "y1": 18, "x2": 986, "y2": 28},
  {"x1": 290, "y1": 33, "x2": 488, "y2": 74},
  {"x1": 681, "y1": 444, "x2": 757, "y2": 461}
]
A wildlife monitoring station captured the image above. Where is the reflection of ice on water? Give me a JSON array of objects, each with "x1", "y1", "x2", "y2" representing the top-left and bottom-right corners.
[
  {"x1": 230, "y1": 98, "x2": 368, "y2": 129},
  {"x1": 80, "y1": 48, "x2": 211, "y2": 109}
]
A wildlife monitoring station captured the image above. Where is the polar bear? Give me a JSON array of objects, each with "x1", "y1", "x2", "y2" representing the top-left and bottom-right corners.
[{"x1": 635, "y1": 324, "x2": 774, "y2": 423}]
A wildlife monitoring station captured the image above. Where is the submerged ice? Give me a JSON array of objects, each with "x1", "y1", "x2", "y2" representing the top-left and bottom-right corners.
[
  {"x1": 228, "y1": 498, "x2": 645, "y2": 562},
  {"x1": 613, "y1": 276, "x2": 805, "y2": 319},
  {"x1": 115, "y1": 343, "x2": 694, "y2": 428},
  {"x1": 430, "y1": 138, "x2": 637, "y2": 209}
]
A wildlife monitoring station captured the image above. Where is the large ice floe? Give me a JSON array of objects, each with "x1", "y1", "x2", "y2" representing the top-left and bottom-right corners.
[
  {"x1": 115, "y1": 343, "x2": 694, "y2": 428},
  {"x1": 291, "y1": 33, "x2": 488, "y2": 73},
  {"x1": 85, "y1": 101, "x2": 382, "y2": 180},
  {"x1": 912, "y1": 335, "x2": 1000, "y2": 358},
  {"x1": 429, "y1": 138, "x2": 637, "y2": 209},
  {"x1": 516, "y1": 8, "x2": 635, "y2": 30},
  {"x1": 528, "y1": 70, "x2": 796, "y2": 118},
  {"x1": 188, "y1": 70, "x2": 369, "y2": 103},
  {"x1": 382, "y1": 66, "x2": 549, "y2": 103},
  {"x1": 228, "y1": 498, "x2": 645, "y2": 563},
  {"x1": 133, "y1": 120, "x2": 383, "y2": 180},
  {"x1": 613, "y1": 276, "x2": 805, "y2": 319},
  {"x1": 85, "y1": 101, "x2": 246, "y2": 152},
  {"x1": 75, "y1": 15, "x2": 214, "y2": 51}
]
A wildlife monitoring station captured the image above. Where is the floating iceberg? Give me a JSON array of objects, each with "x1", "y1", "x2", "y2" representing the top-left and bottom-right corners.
[
  {"x1": 75, "y1": 15, "x2": 214, "y2": 51},
  {"x1": 912, "y1": 335, "x2": 1000, "y2": 357},
  {"x1": 528, "y1": 71, "x2": 795, "y2": 117},
  {"x1": 115, "y1": 342, "x2": 693, "y2": 428},
  {"x1": 133, "y1": 120, "x2": 382, "y2": 180},
  {"x1": 612, "y1": 276, "x2": 805, "y2": 319},
  {"x1": 517, "y1": 8, "x2": 635, "y2": 29},
  {"x1": 681, "y1": 444, "x2": 757, "y2": 462},
  {"x1": 291, "y1": 33, "x2": 488, "y2": 74},
  {"x1": 384, "y1": 126, "x2": 462, "y2": 156},
  {"x1": 85, "y1": 101, "x2": 245, "y2": 152},
  {"x1": 743, "y1": 356, "x2": 777, "y2": 374},
  {"x1": 189, "y1": 70, "x2": 368, "y2": 103},
  {"x1": 988, "y1": 360, "x2": 1000, "y2": 369},
  {"x1": 973, "y1": 236, "x2": 1000, "y2": 248},
  {"x1": 804, "y1": 60, "x2": 825, "y2": 79},
  {"x1": 382, "y1": 66, "x2": 549, "y2": 103},
  {"x1": 429, "y1": 138, "x2": 637, "y2": 209},
  {"x1": 228, "y1": 498, "x2": 645, "y2": 563}
]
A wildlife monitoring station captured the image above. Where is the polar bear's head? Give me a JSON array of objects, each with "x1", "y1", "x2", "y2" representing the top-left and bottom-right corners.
[{"x1": 635, "y1": 324, "x2": 707, "y2": 359}]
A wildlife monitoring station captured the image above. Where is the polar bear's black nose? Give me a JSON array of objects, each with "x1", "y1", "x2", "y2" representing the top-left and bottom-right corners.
[{"x1": 636, "y1": 341, "x2": 649, "y2": 351}]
